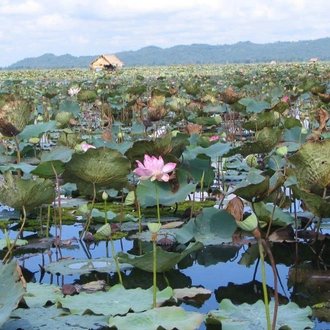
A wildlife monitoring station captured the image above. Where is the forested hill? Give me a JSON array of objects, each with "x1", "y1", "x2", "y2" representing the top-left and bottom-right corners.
[{"x1": 5, "y1": 37, "x2": 330, "y2": 69}]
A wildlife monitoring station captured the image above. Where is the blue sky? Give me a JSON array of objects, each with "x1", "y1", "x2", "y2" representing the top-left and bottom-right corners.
[{"x1": 0, "y1": 0, "x2": 329, "y2": 67}]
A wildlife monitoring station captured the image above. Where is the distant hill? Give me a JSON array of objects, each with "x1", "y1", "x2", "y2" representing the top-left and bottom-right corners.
[{"x1": 5, "y1": 37, "x2": 330, "y2": 69}]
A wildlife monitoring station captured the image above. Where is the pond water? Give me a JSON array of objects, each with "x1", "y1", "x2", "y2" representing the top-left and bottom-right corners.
[{"x1": 1, "y1": 202, "x2": 330, "y2": 330}]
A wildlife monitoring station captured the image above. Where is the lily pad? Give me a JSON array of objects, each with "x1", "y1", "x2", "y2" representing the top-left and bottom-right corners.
[
  {"x1": 108, "y1": 306, "x2": 203, "y2": 330},
  {"x1": 44, "y1": 257, "x2": 133, "y2": 275},
  {"x1": 0, "y1": 261, "x2": 26, "y2": 328},
  {"x1": 118, "y1": 241, "x2": 203, "y2": 272},
  {"x1": 0, "y1": 238, "x2": 28, "y2": 250},
  {"x1": 206, "y1": 298, "x2": 314, "y2": 330},
  {"x1": 57, "y1": 284, "x2": 174, "y2": 316},
  {"x1": 3, "y1": 306, "x2": 108, "y2": 330}
]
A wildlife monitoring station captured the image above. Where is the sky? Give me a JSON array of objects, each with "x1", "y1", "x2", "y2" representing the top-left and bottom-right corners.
[{"x1": 0, "y1": 0, "x2": 329, "y2": 67}]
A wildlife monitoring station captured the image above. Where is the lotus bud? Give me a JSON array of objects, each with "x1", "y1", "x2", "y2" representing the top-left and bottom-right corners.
[
  {"x1": 276, "y1": 146, "x2": 288, "y2": 156},
  {"x1": 28, "y1": 137, "x2": 40, "y2": 144},
  {"x1": 148, "y1": 222, "x2": 161, "y2": 241},
  {"x1": 102, "y1": 191, "x2": 109, "y2": 201},
  {"x1": 37, "y1": 115, "x2": 44, "y2": 122},
  {"x1": 236, "y1": 213, "x2": 259, "y2": 236},
  {"x1": 245, "y1": 154, "x2": 258, "y2": 168},
  {"x1": 96, "y1": 223, "x2": 112, "y2": 237},
  {"x1": 148, "y1": 222, "x2": 161, "y2": 233}
]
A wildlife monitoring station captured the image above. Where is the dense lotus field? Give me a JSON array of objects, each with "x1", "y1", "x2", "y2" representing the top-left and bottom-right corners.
[{"x1": 1, "y1": 62, "x2": 330, "y2": 329}]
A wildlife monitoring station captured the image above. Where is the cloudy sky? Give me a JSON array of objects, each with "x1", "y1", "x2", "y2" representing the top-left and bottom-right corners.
[{"x1": 0, "y1": 0, "x2": 329, "y2": 67}]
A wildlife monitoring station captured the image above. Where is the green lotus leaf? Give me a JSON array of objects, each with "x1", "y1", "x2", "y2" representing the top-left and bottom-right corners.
[
  {"x1": 0, "y1": 261, "x2": 26, "y2": 328},
  {"x1": 44, "y1": 257, "x2": 132, "y2": 275},
  {"x1": 56, "y1": 284, "x2": 173, "y2": 315},
  {"x1": 175, "y1": 207, "x2": 237, "y2": 245},
  {"x1": 3, "y1": 306, "x2": 110, "y2": 330},
  {"x1": 233, "y1": 170, "x2": 285, "y2": 203},
  {"x1": 0, "y1": 238, "x2": 28, "y2": 250},
  {"x1": 0, "y1": 99, "x2": 32, "y2": 136},
  {"x1": 118, "y1": 241, "x2": 203, "y2": 272},
  {"x1": 288, "y1": 139, "x2": 330, "y2": 194},
  {"x1": 184, "y1": 141, "x2": 232, "y2": 160},
  {"x1": 242, "y1": 111, "x2": 280, "y2": 131},
  {"x1": 253, "y1": 201, "x2": 295, "y2": 226},
  {"x1": 291, "y1": 185, "x2": 330, "y2": 218},
  {"x1": 59, "y1": 99, "x2": 80, "y2": 116},
  {"x1": 229, "y1": 127, "x2": 283, "y2": 157},
  {"x1": 0, "y1": 172, "x2": 54, "y2": 211},
  {"x1": 136, "y1": 169, "x2": 197, "y2": 208},
  {"x1": 77, "y1": 89, "x2": 97, "y2": 102},
  {"x1": 108, "y1": 306, "x2": 203, "y2": 330},
  {"x1": 18, "y1": 120, "x2": 57, "y2": 141},
  {"x1": 239, "y1": 98, "x2": 270, "y2": 114},
  {"x1": 206, "y1": 299, "x2": 314, "y2": 330},
  {"x1": 125, "y1": 130, "x2": 178, "y2": 164},
  {"x1": 62, "y1": 147, "x2": 131, "y2": 189}
]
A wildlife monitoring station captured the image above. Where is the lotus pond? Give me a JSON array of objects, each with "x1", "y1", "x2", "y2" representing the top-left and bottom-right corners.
[{"x1": 1, "y1": 63, "x2": 330, "y2": 329}]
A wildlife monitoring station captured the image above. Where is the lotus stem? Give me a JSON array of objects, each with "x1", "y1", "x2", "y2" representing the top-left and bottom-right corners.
[
  {"x1": 262, "y1": 239, "x2": 279, "y2": 330},
  {"x1": 104, "y1": 199, "x2": 108, "y2": 225},
  {"x1": 110, "y1": 236, "x2": 123, "y2": 285},
  {"x1": 51, "y1": 162, "x2": 62, "y2": 240},
  {"x1": 3, "y1": 205, "x2": 27, "y2": 263},
  {"x1": 152, "y1": 237, "x2": 157, "y2": 308},
  {"x1": 46, "y1": 204, "x2": 51, "y2": 238},
  {"x1": 39, "y1": 206, "x2": 43, "y2": 237},
  {"x1": 155, "y1": 181, "x2": 161, "y2": 224},
  {"x1": 14, "y1": 135, "x2": 21, "y2": 164},
  {"x1": 258, "y1": 237, "x2": 271, "y2": 330},
  {"x1": 80, "y1": 182, "x2": 96, "y2": 240}
]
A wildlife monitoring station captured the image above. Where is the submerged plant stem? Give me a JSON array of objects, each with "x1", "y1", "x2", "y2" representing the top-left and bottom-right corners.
[
  {"x1": 3, "y1": 205, "x2": 27, "y2": 263},
  {"x1": 258, "y1": 237, "x2": 271, "y2": 330},
  {"x1": 110, "y1": 237, "x2": 123, "y2": 285}
]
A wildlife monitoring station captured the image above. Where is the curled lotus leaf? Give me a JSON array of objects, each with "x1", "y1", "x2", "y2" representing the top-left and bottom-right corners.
[
  {"x1": 0, "y1": 171, "x2": 54, "y2": 211},
  {"x1": 291, "y1": 185, "x2": 330, "y2": 218},
  {"x1": 0, "y1": 99, "x2": 32, "y2": 136},
  {"x1": 288, "y1": 139, "x2": 330, "y2": 194},
  {"x1": 62, "y1": 147, "x2": 131, "y2": 189}
]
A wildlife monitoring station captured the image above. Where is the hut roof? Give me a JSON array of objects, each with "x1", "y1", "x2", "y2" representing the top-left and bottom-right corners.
[{"x1": 90, "y1": 54, "x2": 124, "y2": 66}]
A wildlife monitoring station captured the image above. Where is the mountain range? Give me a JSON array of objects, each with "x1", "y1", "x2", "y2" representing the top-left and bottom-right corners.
[{"x1": 5, "y1": 37, "x2": 330, "y2": 69}]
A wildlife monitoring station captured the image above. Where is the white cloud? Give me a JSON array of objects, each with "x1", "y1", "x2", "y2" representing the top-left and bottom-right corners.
[{"x1": 0, "y1": 0, "x2": 330, "y2": 66}]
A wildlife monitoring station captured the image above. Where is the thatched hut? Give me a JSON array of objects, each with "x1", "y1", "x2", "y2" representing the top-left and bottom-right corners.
[
  {"x1": 90, "y1": 54, "x2": 124, "y2": 71},
  {"x1": 310, "y1": 58, "x2": 318, "y2": 63}
]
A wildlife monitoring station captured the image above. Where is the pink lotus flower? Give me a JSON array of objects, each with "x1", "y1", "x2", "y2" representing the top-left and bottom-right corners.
[
  {"x1": 281, "y1": 96, "x2": 289, "y2": 102},
  {"x1": 81, "y1": 143, "x2": 96, "y2": 152},
  {"x1": 134, "y1": 155, "x2": 176, "y2": 182},
  {"x1": 209, "y1": 135, "x2": 220, "y2": 142}
]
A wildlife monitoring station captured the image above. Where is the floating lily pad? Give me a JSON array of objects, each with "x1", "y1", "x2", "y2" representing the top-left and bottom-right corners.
[
  {"x1": 0, "y1": 238, "x2": 28, "y2": 250},
  {"x1": 57, "y1": 284, "x2": 174, "y2": 316},
  {"x1": 44, "y1": 257, "x2": 133, "y2": 275},
  {"x1": 0, "y1": 261, "x2": 26, "y2": 328},
  {"x1": 206, "y1": 298, "x2": 314, "y2": 330},
  {"x1": 108, "y1": 306, "x2": 203, "y2": 330}
]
